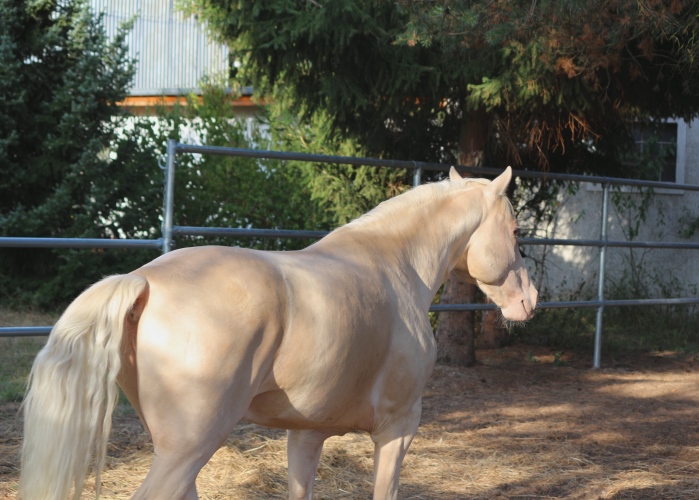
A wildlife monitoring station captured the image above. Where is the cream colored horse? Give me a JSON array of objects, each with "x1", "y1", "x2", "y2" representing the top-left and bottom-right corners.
[{"x1": 20, "y1": 167, "x2": 537, "y2": 500}]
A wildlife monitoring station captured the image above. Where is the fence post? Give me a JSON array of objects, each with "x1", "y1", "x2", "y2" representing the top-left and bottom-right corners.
[
  {"x1": 412, "y1": 164, "x2": 422, "y2": 187},
  {"x1": 162, "y1": 139, "x2": 177, "y2": 253},
  {"x1": 593, "y1": 183, "x2": 610, "y2": 368}
]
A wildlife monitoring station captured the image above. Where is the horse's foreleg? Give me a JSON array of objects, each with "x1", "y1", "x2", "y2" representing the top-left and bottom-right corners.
[
  {"x1": 287, "y1": 429, "x2": 330, "y2": 499},
  {"x1": 370, "y1": 407, "x2": 422, "y2": 500}
]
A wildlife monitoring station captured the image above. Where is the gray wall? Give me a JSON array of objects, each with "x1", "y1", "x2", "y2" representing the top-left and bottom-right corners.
[{"x1": 92, "y1": 0, "x2": 230, "y2": 96}]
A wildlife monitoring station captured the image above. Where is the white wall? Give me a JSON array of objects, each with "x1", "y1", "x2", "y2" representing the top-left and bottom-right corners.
[{"x1": 523, "y1": 119, "x2": 699, "y2": 301}]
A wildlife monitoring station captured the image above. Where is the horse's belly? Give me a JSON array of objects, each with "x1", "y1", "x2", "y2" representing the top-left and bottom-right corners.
[{"x1": 243, "y1": 389, "x2": 373, "y2": 432}]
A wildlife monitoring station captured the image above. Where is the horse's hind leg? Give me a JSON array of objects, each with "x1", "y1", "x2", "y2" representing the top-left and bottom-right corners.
[
  {"x1": 130, "y1": 352, "x2": 259, "y2": 499},
  {"x1": 130, "y1": 395, "x2": 245, "y2": 500},
  {"x1": 132, "y1": 448, "x2": 206, "y2": 500}
]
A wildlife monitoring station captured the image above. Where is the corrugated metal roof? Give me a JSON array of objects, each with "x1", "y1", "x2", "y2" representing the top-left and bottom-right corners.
[{"x1": 91, "y1": 0, "x2": 229, "y2": 96}]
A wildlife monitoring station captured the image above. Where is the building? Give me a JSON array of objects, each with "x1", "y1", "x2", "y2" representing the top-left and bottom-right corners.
[
  {"x1": 92, "y1": 0, "x2": 258, "y2": 118},
  {"x1": 526, "y1": 118, "x2": 699, "y2": 301}
]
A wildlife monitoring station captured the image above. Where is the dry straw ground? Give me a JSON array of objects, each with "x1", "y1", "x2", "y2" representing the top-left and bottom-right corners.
[{"x1": 3, "y1": 343, "x2": 699, "y2": 499}]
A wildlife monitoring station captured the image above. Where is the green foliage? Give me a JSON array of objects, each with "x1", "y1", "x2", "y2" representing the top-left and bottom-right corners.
[
  {"x1": 0, "y1": 0, "x2": 329, "y2": 308},
  {"x1": 0, "y1": 308, "x2": 55, "y2": 402},
  {"x1": 678, "y1": 210, "x2": 699, "y2": 239},
  {"x1": 0, "y1": 71, "x2": 348, "y2": 308},
  {"x1": 0, "y1": 337, "x2": 45, "y2": 402},
  {"x1": 141, "y1": 82, "x2": 330, "y2": 251},
  {"x1": 603, "y1": 270, "x2": 699, "y2": 354},
  {"x1": 0, "y1": 0, "x2": 409, "y2": 309},
  {"x1": 403, "y1": 0, "x2": 699, "y2": 170},
  {"x1": 180, "y1": 0, "x2": 468, "y2": 164},
  {"x1": 265, "y1": 110, "x2": 409, "y2": 225},
  {"x1": 516, "y1": 269, "x2": 699, "y2": 355},
  {"x1": 0, "y1": 0, "x2": 139, "y2": 307},
  {"x1": 186, "y1": 0, "x2": 699, "y2": 174}
]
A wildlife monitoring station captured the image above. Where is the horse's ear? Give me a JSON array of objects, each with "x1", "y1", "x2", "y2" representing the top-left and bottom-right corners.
[
  {"x1": 449, "y1": 166, "x2": 463, "y2": 182},
  {"x1": 490, "y1": 166, "x2": 512, "y2": 195}
]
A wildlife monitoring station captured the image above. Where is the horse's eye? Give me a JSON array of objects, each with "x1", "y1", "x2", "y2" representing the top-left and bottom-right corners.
[{"x1": 513, "y1": 228, "x2": 519, "y2": 238}]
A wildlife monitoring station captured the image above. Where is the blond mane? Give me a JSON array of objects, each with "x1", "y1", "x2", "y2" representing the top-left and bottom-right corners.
[{"x1": 341, "y1": 176, "x2": 491, "y2": 231}]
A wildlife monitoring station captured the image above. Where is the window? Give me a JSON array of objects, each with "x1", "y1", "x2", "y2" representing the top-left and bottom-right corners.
[{"x1": 627, "y1": 119, "x2": 687, "y2": 184}]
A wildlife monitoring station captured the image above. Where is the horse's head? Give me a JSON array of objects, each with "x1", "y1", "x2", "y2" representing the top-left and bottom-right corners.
[{"x1": 451, "y1": 167, "x2": 538, "y2": 322}]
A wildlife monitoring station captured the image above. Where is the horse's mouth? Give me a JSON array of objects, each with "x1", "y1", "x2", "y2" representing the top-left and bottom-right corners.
[{"x1": 500, "y1": 296, "x2": 537, "y2": 322}]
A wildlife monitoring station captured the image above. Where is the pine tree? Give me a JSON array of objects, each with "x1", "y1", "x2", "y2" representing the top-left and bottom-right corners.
[
  {"x1": 183, "y1": 0, "x2": 699, "y2": 172},
  {"x1": 0, "y1": 0, "x2": 137, "y2": 306},
  {"x1": 396, "y1": 0, "x2": 699, "y2": 169}
]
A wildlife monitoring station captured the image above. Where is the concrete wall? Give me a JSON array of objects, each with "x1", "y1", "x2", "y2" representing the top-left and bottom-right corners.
[{"x1": 522, "y1": 119, "x2": 699, "y2": 302}]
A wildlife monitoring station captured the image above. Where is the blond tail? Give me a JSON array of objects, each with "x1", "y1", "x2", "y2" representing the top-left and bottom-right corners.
[{"x1": 20, "y1": 274, "x2": 148, "y2": 500}]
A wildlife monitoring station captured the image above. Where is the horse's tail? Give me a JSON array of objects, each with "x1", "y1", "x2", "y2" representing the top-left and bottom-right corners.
[{"x1": 20, "y1": 274, "x2": 148, "y2": 500}]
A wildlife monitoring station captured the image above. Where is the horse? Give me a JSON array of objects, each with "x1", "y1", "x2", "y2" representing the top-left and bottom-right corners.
[{"x1": 20, "y1": 166, "x2": 537, "y2": 500}]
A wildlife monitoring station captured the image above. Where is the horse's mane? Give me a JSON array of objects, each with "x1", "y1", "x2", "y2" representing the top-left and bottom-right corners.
[{"x1": 340, "y1": 177, "x2": 491, "y2": 232}]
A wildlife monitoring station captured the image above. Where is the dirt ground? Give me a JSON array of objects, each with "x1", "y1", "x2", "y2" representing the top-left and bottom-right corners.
[{"x1": 3, "y1": 343, "x2": 699, "y2": 499}]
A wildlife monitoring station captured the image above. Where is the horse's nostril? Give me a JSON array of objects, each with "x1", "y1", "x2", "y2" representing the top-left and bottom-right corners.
[{"x1": 521, "y1": 299, "x2": 535, "y2": 318}]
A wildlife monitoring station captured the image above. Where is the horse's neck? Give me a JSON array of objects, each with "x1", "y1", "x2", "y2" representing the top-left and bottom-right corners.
[
  {"x1": 392, "y1": 189, "x2": 483, "y2": 295},
  {"x1": 315, "y1": 184, "x2": 484, "y2": 298}
]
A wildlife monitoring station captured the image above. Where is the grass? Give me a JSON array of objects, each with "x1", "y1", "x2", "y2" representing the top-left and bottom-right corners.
[
  {"x1": 0, "y1": 307, "x2": 56, "y2": 403},
  {"x1": 0, "y1": 307, "x2": 138, "y2": 409},
  {"x1": 0, "y1": 338, "x2": 46, "y2": 402}
]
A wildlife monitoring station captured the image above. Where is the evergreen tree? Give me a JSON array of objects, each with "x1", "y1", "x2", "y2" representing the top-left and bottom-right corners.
[
  {"x1": 182, "y1": 0, "x2": 699, "y2": 173},
  {"x1": 181, "y1": 0, "x2": 461, "y2": 165},
  {"x1": 266, "y1": 110, "x2": 409, "y2": 226},
  {"x1": 396, "y1": 0, "x2": 699, "y2": 170},
  {"x1": 0, "y1": 0, "x2": 139, "y2": 306},
  {"x1": 186, "y1": 0, "x2": 699, "y2": 365},
  {"x1": 0, "y1": 0, "x2": 401, "y2": 309},
  {"x1": 144, "y1": 83, "x2": 335, "y2": 251}
]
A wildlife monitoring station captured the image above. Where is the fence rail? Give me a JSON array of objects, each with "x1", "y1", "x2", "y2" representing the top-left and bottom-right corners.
[
  {"x1": 0, "y1": 237, "x2": 162, "y2": 249},
  {"x1": 3, "y1": 139, "x2": 699, "y2": 368}
]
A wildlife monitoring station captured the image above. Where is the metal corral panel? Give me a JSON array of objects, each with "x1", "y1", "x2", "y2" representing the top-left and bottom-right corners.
[{"x1": 91, "y1": 0, "x2": 229, "y2": 95}]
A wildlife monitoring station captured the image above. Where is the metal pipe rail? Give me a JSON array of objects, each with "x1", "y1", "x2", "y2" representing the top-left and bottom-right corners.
[
  {"x1": 174, "y1": 143, "x2": 699, "y2": 192},
  {"x1": 160, "y1": 141, "x2": 699, "y2": 369},
  {"x1": 0, "y1": 237, "x2": 162, "y2": 249},
  {"x1": 1, "y1": 327, "x2": 52, "y2": 337},
  {"x1": 172, "y1": 226, "x2": 329, "y2": 239},
  {"x1": 12, "y1": 297, "x2": 699, "y2": 338}
]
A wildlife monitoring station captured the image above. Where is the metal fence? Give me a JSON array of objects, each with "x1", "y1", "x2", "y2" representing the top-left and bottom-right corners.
[{"x1": 3, "y1": 139, "x2": 699, "y2": 368}]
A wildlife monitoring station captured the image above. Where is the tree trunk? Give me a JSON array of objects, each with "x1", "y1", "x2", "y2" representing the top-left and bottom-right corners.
[
  {"x1": 477, "y1": 297, "x2": 508, "y2": 349},
  {"x1": 436, "y1": 109, "x2": 505, "y2": 366},
  {"x1": 436, "y1": 272, "x2": 477, "y2": 366}
]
